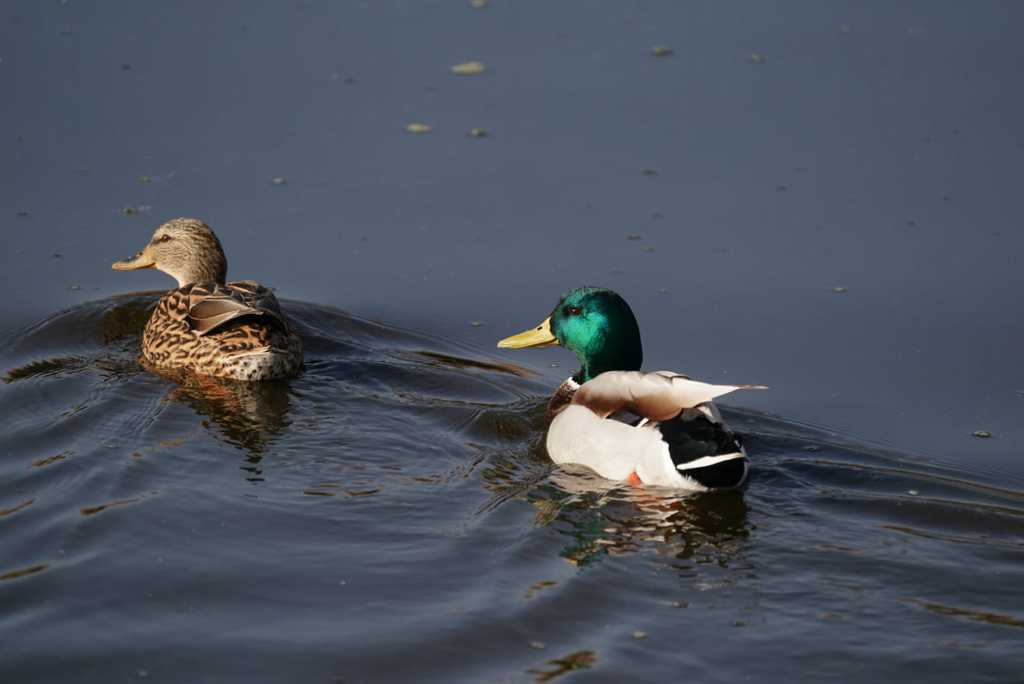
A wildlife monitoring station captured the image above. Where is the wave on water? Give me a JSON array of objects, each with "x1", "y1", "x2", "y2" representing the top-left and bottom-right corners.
[{"x1": 1, "y1": 294, "x2": 1022, "y2": 682}]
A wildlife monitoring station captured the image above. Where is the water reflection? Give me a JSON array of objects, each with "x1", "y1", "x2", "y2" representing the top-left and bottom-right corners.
[
  {"x1": 536, "y1": 469, "x2": 750, "y2": 567},
  {"x1": 117, "y1": 296, "x2": 294, "y2": 467},
  {"x1": 478, "y1": 425, "x2": 751, "y2": 569},
  {"x1": 97, "y1": 295, "x2": 155, "y2": 349},
  {"x1": 146, "y1": 363, "x2": 292, "y2": 458},
  {"x1": 4, "y1": 296, "x2": 1024, "y2": 683},
  {"x1": 5, "y1": 295, "x2": 293, "y2": 469}
]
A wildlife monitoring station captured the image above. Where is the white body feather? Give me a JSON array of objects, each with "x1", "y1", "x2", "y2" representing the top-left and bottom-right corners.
[{"x1": 546, "y1": 371, "x2": 763, "y2": 490}]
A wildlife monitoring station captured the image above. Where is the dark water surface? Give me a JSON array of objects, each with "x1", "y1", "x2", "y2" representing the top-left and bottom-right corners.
[
  {"x1": 3, "y1": 1, "x2": 1024, "y2": 681},
  {"x1": 2, "y1": 296, "x2": 1023, "y2": 682}
]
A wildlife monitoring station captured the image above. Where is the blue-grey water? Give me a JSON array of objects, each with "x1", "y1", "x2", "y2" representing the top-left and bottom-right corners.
[{"x1": 3, "y1": 2, "x2": 1023, "y2": 682}]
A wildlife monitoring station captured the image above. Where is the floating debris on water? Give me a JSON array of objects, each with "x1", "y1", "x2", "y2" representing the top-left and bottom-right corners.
[
  {"x1": 470, "y1": 0, "x2": 488, "y2": 7},
  {"x1": 972, "y1": 430, "x2": 993, "y2": 438},
  {"x1": 529, "y1": 650, "x2": 597, "y2": 682},
  {"x1": 68, "y1": 285, "x2": 81, "y2": 291},
  {"x1": 529, "y1": 641, "x2": 545, "y2": 650},
  {"x1": 405, "y1": 122, "x2": 432, "y2": 134},
  {"x1": 908, "y1": 490, "x2": 919, "y2": 496},
  {"x1": 119, "y1": 205, "x2": 151, "y2": 216},
  {"x1": 632, "y1": 631, "x2": 648, "y2": 640},
  {"x1": 469, "y1": 321, "x2": 484, "y2": 328},
  {"x1": 625, "y1": 234, "x2": 643, "y2": 240},
  {"x1": 656, "y1": 288, "x2": 670, "y2": 294},
  {"x1": 749, "y1": 52, "x2": 767, "y2": 64},
  {"x1": 0, "y1": 498, "x2": 34, "y2": 517},
  {"x1": 80, "y1": 497, "x2": 143, "y2": 517},
  {"x1": 137, "y1": 175, "x2": 152, "y2": 183},
  {"x1": 910, "y1": 599, "x2": 1024, "y2": 628},
  {"x1": 15, "y1": 210, "x2": 30, "y2": 217},
  {"x1": 467, "y1": 127, "x2": 488, "y2": 138},
  {"x1": 832, "y1": 286, "x2": 848, "y2": 293},
  {"x1": 345, "y1": 488, "x2": 380, "y2": 497},
  {"x1": 523, "y1": 580, "x2": 557, "y2": 600},
  {"x1": 641, "y1": 246, "x2": 656, "y2": 253},
  {"x1": 776, "y1": 184, "x2": 788, "y2": 192},
  {"x1": 450, "y1": 61, "x2": 486, "y2": 76},
  {"x1": 271, "y1": 177, "x2": 287, "y2": 186},
  {"x1": 651, "y1": 46, "x2": 674, "y2": 57},
  {"x1": 0, "y1": 564, "x2": 48, "y2": 581},
  {"x1": 641, "y1": 168, "x2": 658, "y2": 176}
]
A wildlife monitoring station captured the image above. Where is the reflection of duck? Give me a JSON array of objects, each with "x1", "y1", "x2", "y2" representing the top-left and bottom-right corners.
[
  {"x1": 472, "y1": 432, "x2": 750, "y2": 567},
  {"x1": 148, "y1": 364, "x2": 292, "y2": 457},
  {"x1": 499, "y1": 288, "x2": 765, "y2": 490},
  {"x1": 112, "y1": 218, "x2": 303, "y2": 380},
  {"x1": 513, "y1": 466, "x2": 749, "y2": 567},
  {"x1": 99, "y1": 297, "x2": 294, "y2": 458},
  {"x1": 539, "y1": 468, "x2": 750, "y2": 566},
  {"x1": 3, "y1": 296, "x2": 295, "y2": 462}
]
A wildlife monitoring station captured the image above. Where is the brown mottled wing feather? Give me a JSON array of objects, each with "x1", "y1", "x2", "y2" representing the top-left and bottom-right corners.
[
  {"x1": 571, "y1": 370, "x2": 767, "y2": 421},
  {"x1": 186, "y1": 281, "x2": 288, "y2": 336}
]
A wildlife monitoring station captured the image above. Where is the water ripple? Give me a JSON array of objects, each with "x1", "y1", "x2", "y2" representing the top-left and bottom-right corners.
[{"x1": 1, "y1": 294, "x2": 1022, "y2": 681}]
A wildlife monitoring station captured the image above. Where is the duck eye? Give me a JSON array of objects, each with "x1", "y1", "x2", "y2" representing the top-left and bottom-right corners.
[
  {"x1": 156, "y1": 235, "x2": 173, "y2": 243},
  {"x1": 565, "y1": 306, "x2": 582, "y2": 316}
]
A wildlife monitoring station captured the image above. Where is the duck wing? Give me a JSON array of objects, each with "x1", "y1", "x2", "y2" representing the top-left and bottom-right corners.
[
  {"x1": 571, "y1": 370, "x2": 766, "y2": 421},
  {"x1": 655, "y1": 403, "x2": 749, "y2": 488},
  {"x1": 186, "y1": 282, "x2": 289, "y2": 336}
]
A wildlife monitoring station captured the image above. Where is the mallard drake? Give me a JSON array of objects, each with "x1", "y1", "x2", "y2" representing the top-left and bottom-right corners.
[
  {"x1": 112, "y1": 218, "x2": 303, "y2": 381},
  {"x1": 497, "y1": 287, "x2": 765, "y2": 490}
]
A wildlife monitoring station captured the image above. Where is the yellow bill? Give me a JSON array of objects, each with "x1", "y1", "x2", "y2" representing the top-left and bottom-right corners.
[
  {"x1": 497, "y1": 317, "x2": 558, "y2": 349},
  {"x1": 112, "y1": 246, "x2": 156, "y2": 271}
]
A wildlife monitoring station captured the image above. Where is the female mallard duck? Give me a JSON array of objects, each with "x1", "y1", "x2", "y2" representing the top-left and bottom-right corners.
[
  {"x1": 111, "y1": 218, "x2": 303, "y2": 381},
  {"x1": 497, "y1": 287, "x2": 765, "y2": 490}
]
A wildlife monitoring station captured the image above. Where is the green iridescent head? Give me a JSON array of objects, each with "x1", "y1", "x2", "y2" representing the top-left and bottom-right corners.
[{"x1": 497, "y1": 287, "x2": 643, "y2": 382}]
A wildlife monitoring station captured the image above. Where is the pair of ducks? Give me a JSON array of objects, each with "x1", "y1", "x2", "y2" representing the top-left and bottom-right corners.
[{"x1": 114, "y1": 218, "x2": 765, "y2": 491}]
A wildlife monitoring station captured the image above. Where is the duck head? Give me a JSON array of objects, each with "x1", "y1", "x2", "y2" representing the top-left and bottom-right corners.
[
  {"x1": 498, "y1": 287, "x2": 643, "y2": 383},
  {"x1": 112, "y1": 218, "x2": 227, "y2": 287}
]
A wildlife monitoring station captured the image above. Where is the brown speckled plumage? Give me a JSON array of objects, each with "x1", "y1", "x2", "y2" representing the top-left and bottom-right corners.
[
  {"x1": 142, "y1": 281, "x2": 303, "y2": 380},
  {"x1": 113, "y1": 218, "x2": 303, "y2": 381}
]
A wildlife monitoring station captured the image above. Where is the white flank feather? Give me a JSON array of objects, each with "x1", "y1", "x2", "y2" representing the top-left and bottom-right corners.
[
  {"x1": 571, "y1": 370, "x2": 767, "y2": 421},
  {"x1": 547, "y1": 405, "x2": 696, "y2": 488}
]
